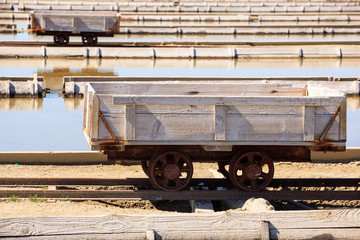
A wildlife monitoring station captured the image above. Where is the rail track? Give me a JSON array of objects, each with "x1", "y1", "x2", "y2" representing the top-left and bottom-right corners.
[{"x1": 1, "y1": 177, "x2": 359, "y2": 200}]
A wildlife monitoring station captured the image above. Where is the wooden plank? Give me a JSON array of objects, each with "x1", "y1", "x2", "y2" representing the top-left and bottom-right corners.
[
  {"x1": 214, "y1": 105, "x2": 226, "y2": 141},
  {"x1": 125, "y1": 105, "x2": 136, "y2": 141},
  {"x1": 260, "y1": 221, "x2": 270, "y2": 240},
  {"x1": 146, "y1": 229, "x2": 155, "y2": 240},
  {"x1": 98, "y1": 114, "x2": 125, "y2": 140},
  {"x1": 113, "y1": 95, "x2": 340, "y2": 107},
  {"x1": 134, "y1": 112, "x2": 214, "y2": 141},
  {"x1": 303, "y1": 106, "x2": 315, "y2": 141},
  {"x1": 94, "y1": 82, "x2": 305, "y2": 96},
  {"x1": 91, "y1": 95, "x2": 100, "y2": 140},
  {"x1": 339, "y1": 98, "x2": 347, "y2": 141},
  {"x1": 226, "y1": 114, "x2": 304, "y2": 142},
  {"x1": 0, "y1": 209, "x2": 360, "y2": 239},
  {"x1": 86, "y1": 91, "x2": 93, "y2": 138},
  {"x1": 318, "y1": 99, "x2": 343, "y2": 141}
]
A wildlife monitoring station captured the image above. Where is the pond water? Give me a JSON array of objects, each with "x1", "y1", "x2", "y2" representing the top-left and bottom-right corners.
[
  {"x1": 0, "y1": 58, "x2": 359, "y2": 90},
  {"x1": 0, "y1": 55, "x2": 359, "y2": 151}
]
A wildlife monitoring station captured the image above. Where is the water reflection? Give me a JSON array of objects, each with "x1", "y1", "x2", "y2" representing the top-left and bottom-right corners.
[
  {"x1": 0, "y1": 58, "x2": 359, "y2": 91},
  {"x1": 38, "y1": 67, "x2": 116, "y2": 90},
  {"x1": 0, "y1": 92, "x2": 89, "y2": 151},
  {"x1": 63, "y1": 97, "x2": 83, "y2": 110},
  {"x1": 0, "y1": 98, "x2": 43, "y2": 111},
  {"x1": 347, "y1": 97, "x2": 360, "y2": 147}
]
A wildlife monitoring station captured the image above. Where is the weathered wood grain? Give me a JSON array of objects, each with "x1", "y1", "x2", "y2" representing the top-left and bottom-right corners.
[
  {"x1": 1, "y1": 209, "x2": 360, "y2": 240},
  {"x1": 303, "y1": 106, "x2": 315, "y2": 141},
  {"x1": 91, "y1": 95, "x2": 100, "y2": 140},
  {"x1": 112, "y1": 95, "x2": 341, "y2": 107},
  {"x1": 339, "y1": 98, "x2": 347, "y2": 141},
  {"x1": 91, "y1": 82, "x2": 306, "y2": 96},
  {"x1": 260, "y1": 221, "x2": 270, "y2": 240},
  {"x1": 215, "y1": 105, "x2": 226, "y2": 141},
  {"x1": 125, "y1": 105, "x2": 136, "y2": 141}
]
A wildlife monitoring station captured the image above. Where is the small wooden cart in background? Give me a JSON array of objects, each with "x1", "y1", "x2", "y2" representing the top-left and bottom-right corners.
[{"x1": 30, "y1": 11, "x2": 121, "y2": 45}]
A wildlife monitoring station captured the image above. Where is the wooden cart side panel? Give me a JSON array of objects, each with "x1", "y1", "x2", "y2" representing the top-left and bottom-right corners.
[
  {"x1": 42, "y1": 16, "x2": 74, "y2": 32},
  {"x1": 314, "y1": 114, "x2": 340, "y2": 141},
  {"x1": 91, "y1": 95, "x2": 100, "y2": 140},
  {"x1": 94, "y1": 102, "x2": 344, "y2": 143},
  {"x1": 135, "y1": 109, "x2": 214, "y2": 141},
  {"x1": 339, "y1": 98, "x2": 347, "y2": 141},
  {"x1": 89, "y1": 82, "x2": 306, "y2": 96},
  {"x1": 86, "y1": 91, "x2": 93, "y2": 139},
  {"x1": 112, "y1": 95, "x2": 341, "y2": 107},
  {"x1": 98, "y1": 114, "x2": 125, "y2": 140},
  {"x1": 303, "y1": 106, "x2": 315, "y2": 141},
  {"x1": 125, "y1": 105, "x2": 136, "y2": 141}
]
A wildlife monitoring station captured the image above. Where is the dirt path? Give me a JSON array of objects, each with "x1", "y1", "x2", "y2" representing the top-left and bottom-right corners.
[{"x1": 0, "y1": 161, "x2": 359, "y2": 217}]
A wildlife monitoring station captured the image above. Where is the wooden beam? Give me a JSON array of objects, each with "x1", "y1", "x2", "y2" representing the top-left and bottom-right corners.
[
  {"x1": 91, "y1": 96, "x2": 100, "y2": 140},
  {"x1": 146, "y1": 229, "x2": 155, "y2": 240},
  {"x1": 214, "y1": 105, "x2": 226, "y2": 141},
  {"x1": 113, "y1": 95, "x2": 340, "y2": 107},
  {"x1": 319, "y1": 99, "x2": 343, "y2": 141},
  {"x1": 1, "y1": 209, "x2": 360, "y2": 239},
  {"x1": 125, "y1": 105, "x2": 136, "y2": 141},
  {"x1": 339, "y1": 98, "x2": 346, "y2": 141},
  {"x1": 260, "y1": 221, "x2": 270, "y2": 240},
  {"x1": 303, "y1": 106, "x2": 315, "y2": 141}
]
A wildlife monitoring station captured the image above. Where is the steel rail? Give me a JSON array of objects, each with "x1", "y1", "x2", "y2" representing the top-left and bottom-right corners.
[
  {"x1": 0, "y1": 178, "x2": 359, "y2": 200},
  {"x1": 0, "y1": 177, "x2": 359, "y2": 188},
  {"x1": 0, "y1": 189, "x2": 358, "y2": 200}
]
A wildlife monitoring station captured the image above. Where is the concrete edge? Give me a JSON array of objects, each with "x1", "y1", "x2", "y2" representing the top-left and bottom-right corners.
[
  {"x1": 0, "y1": 148, "x2": 358, "y2": 164},
  {"x1": 0, "y1": 151, "x2": 108, "y2": 164}
]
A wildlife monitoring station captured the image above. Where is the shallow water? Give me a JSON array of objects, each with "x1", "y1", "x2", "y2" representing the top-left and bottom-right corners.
[{"x1": 0, "y1": 58, "x2": 359, "y2": 90}]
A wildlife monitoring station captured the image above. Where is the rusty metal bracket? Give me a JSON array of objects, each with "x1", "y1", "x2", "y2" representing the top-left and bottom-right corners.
[
  {"x1": 98, "y1": 111, "x2": 119, "y2": 143},
  {"x1": 318, "y1": 99, "x2": 343, "y2": 142}
]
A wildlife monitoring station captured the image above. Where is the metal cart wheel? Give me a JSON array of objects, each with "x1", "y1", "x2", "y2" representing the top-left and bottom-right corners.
[
  {"x1": 54, "y1": 33, "x2": 69, "y2": 46},
  {"x1": 81, "y1": 34, "x2": 98, "y2": 46},
  {"x1": 148, "y1": 151, "x2": 193, "y2": 191},
  {"x1": 229, "y1": 151, "x2": 274, "y2": 191},
  {"x1": 141, "y1": 160, "x2": 150, "y2": 177}
]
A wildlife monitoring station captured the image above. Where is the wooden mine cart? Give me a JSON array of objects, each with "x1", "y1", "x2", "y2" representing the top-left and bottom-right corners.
[
  {"x1": 30, "y1": 11, "x2": 121, "y2": 45},
  {"x1": 83, "y1": 82, "x2": 346, "y2": 191}
]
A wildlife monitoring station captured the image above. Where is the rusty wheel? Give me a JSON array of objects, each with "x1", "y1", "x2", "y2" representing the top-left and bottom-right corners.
[
  {"x1": 54, "y1": 33, "x2": 69, "y2": 46},
  {"x1": 141, "y1": 160, "x2": 150, "y2": 177},
  {"x1": 148, "y1": 151, "x2": 193, "y2": 191},
  {"x1": 229, "y1": 151, "x2": 274, "y2": 191},
  {"x1": 82, "y1": 34, "x2": 98, "y2": 46},
  {"x1": 217, "y1": 161, "x2": 230, "y2": 179}
]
